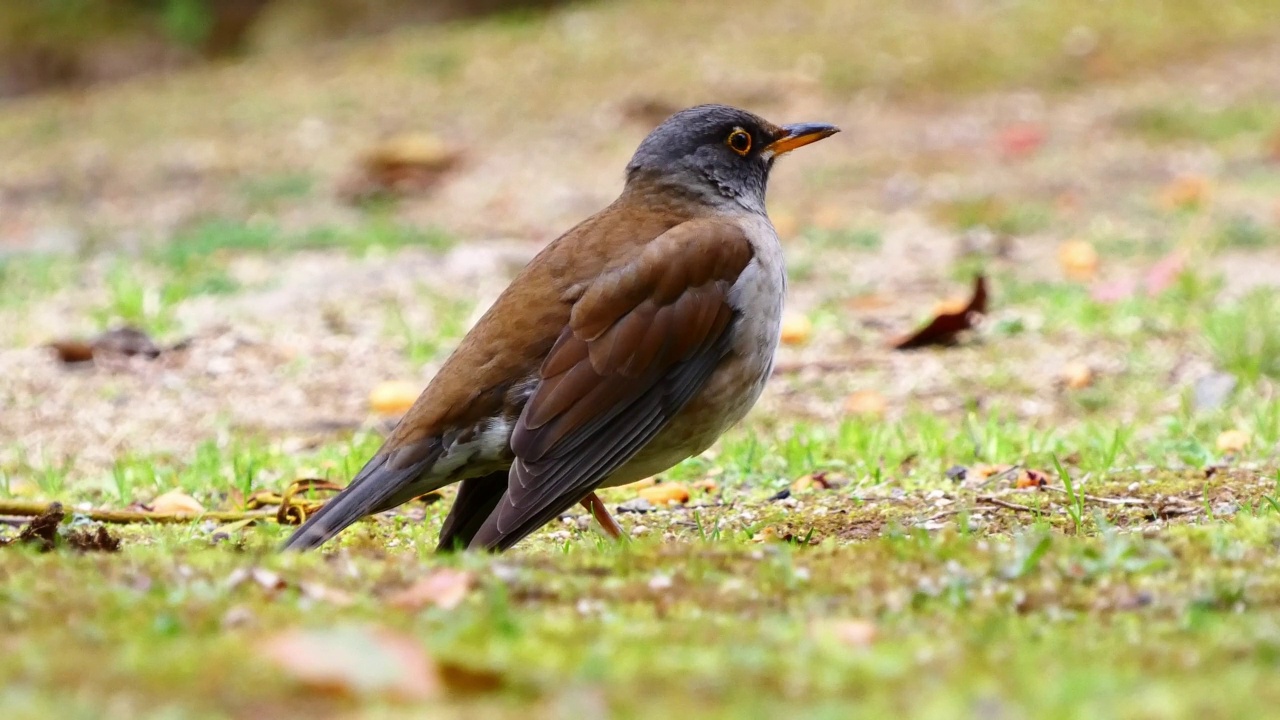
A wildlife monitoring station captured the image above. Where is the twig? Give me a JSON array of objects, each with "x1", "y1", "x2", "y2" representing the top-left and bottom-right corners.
[
  {"x1": 975, "y1": 495, "x2": 1038, "y2": 513},
  {"x1": 0, "y1": 501, "x2": 280, "y2": 524}
]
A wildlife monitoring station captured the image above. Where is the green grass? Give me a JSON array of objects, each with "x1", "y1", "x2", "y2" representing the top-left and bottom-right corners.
[{"x1": 1119, "y1": 102, "x2": 1280, "y2": 145}]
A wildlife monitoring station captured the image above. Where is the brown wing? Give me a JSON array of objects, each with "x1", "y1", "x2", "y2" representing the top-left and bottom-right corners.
[
  {"x1": 469, "y1": 219, "x2": 754, "y2": 550},
  {"x1": 283, "y1": 199, "x2": 689, "y2": 552}
]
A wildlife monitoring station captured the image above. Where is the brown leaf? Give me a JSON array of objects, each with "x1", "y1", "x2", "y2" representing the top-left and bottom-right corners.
[
  {"x1": 65, "y1": 525, "x2": 121, "y2": 553},
  {"x1": 47, "y1": 326, "x2": 164, "y2": 364},
  {"x1": 1016, "y1": 469, "x2": 1050, "y2": 489},
  {"x1": 812, "y1": 618, "x2": 878, "y2": 648},
  {"x1": 369, "y1": 380, "x2": 422, "y2": 416},
  {"x1": 387, "y1": 569, "x2": 474, "y2": 611},
  {"x1": 259, "y1": 626, "x2": 440, "y2": 700},
  {"x1": 148, "y1": 489, "x2": 205, "y2": 516},
  {"x1": 779, "y1": 313, "x2": 813, "y2": 345},
  {"x1": 997, "y1": 122, "x2": 1046, "y2": 159},
  {"x1": 892, "y1": 275, "x2": 988, "y2": 350},
  {"x1": 1057, "y1": 239, "x2": 1099, "y2": 281},
  {"x1": 1160, "y1": 174, "x2": 1212, "y2": 210},
  {"x1": 1216, "y1": 429, "x2": 1250, "y2": 454},
  {"x1": 47, "y1": 339, "x2": 96, "y2": 363},
  {"x1": 843, "y1": 389, "x2": 887, "y2": 417},
  {"x1": 1060, "y1": 361, "x2": 1094, "y2": 390},
  {"x1": 8, "y1": 503, "x2": 65, "y2": 552},
  {"x1": 437, "y1": 662, "x2": 505, "y2": 695},
  {"x1": 340, "y1": 133, "x2": 462, "y2": 202},
  {"x1": 637, "y1": 483, "x2": 691, "y2": 506}
]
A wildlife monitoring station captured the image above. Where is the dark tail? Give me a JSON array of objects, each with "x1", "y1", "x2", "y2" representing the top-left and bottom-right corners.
[{"x1": 282, "y1": 451, "x2": 433, "y2": 551}]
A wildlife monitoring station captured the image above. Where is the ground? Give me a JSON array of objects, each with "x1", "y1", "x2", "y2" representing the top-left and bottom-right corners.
[{"x1": 3, "y1": 1, "x2": 1280, "y2": 718}]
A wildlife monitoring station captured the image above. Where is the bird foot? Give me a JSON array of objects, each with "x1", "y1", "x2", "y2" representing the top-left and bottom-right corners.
[{"x1": 580, "y1": 492, "x2": 628, "y2": 542}]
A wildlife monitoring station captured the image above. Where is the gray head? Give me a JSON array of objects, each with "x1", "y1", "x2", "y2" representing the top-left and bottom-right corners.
[{"x1": 625, "y1": 104, "x2": 838, "y2": 214}]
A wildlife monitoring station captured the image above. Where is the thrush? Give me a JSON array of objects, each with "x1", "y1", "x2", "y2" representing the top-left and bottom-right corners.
[{"x1": 284, "y1": 104, "x2": 838, "y2": 552}]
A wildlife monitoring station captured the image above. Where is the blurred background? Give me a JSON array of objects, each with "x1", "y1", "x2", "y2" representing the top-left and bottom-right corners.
[{"x1": 3, "y1": 0, "x2": 1280, "y2": 480}]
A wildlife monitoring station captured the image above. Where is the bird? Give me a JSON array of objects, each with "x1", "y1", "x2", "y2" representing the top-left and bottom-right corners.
[{"x1": 283, "y1": 104, "x2": 838, "y2": 553}]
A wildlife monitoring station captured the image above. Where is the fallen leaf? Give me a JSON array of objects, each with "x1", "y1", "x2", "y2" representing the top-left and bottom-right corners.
[
  {"x1": 369, "y1": 380, "x2": 420, "y2": 416},
  {"x1": 779, "y1": 313, "x2": 813, "y2": 345},
  {"x1": 790, "y1": 472, "x2": 835, "y2": 493},
  {"x1": 813, "y1": 618, "x2": 878, "y2": 648},
  {"x1": 846, "y1": 293, "x2": 893, "y2": 311},
  {"x1": 47, "y1": 326, "x2": 165, "y2": 364},
  {"x1": 997, "y1": 122, "x2": 1046, "y2": 159},
  {"x1": 1060, "y1": 361, "x2": 1094, "y2": 390},
  {"x1": 1016, "y1": 468, "x2": 1049, "y2": 489},
  {"x1": 4, "y1": 503, "x2": 65, "y2": 552},
  {"x1": 1216, "y1": 429, "x2": 1250, "y2": 454},
  {"x1": 437, "y1": 662, "x2": 504, "y2": 695},
  {"x1": 1143, "y1": 251, "x2": 1186, "y2": 297},
  {"x1": 65, "y1": 525, "x2": 121, "y2": 553},
  {"x1": 892, "y1": 276, "x2": 988, "y2": 350},
  {"x1": 1057, "y1": 239, "x2": 1099, "y2": 281},
  {"x1": 149, "y1": 489, "x2": 205, "y2": 516},
  {"x1": 340, "y1": 133, "x2": 462, "y2": 202},
  {"x1": 387, "y1": 569, "x2": 474, "y2": 612},
  {"x1": 690, "y1": 478, "x2": 719, "y2": 494},
  {"x1": 1090, "y1": 250, "x2": 1185, "y2": 303},
  {"x1": 843, "y1": 389, "x2": 887, "y2": 417},
  {"x1": 259, "y1": 626, "x2": 440, "y2": 700},
  {"x1": 1160, "y1": 174, "x2": 1212, "y2": 210},
  {"x1": 637, "y1": 483, "x2": 691, "y2": 506}
]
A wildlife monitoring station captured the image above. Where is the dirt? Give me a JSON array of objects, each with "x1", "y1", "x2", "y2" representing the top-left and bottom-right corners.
[{"x1": 1, "y1": 34, "x2": 1280, "y2": 481}]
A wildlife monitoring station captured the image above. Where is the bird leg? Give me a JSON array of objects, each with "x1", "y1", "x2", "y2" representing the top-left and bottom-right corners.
[{"x1": 580, "y1": 492, "x2": 627, "y2": 541}]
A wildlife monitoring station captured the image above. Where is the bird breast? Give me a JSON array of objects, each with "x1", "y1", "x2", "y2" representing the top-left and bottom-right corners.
[{"x1": 601, "y1": 213, "x2": 786, "y2": 486}]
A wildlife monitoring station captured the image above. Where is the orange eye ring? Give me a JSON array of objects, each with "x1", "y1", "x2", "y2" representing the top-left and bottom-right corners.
[{"x1": 726, "y1": 128, "x2": 752, "y2": 155}]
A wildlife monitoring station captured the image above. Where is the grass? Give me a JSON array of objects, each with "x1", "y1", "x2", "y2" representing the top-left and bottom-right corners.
[
  {"x1": 5, "y1": 1, "x2": 1280, "y2": 718},
  {"x1": 1119, "y1": 101, "x2": 1280, "y2": 145}
]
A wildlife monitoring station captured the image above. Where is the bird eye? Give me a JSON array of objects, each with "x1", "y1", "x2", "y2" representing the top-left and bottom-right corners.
[{"x1": 726, "y1": 128, "x2": 752, "y2": 155}]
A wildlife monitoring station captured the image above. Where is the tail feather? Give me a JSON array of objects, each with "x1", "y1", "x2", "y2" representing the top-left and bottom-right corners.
[
  {"x1": 435, "y1": 471, "x2": 508, "y2": 552},
  {"x1": 282, "y1": 451, "x2": 436, "y2": 551}
]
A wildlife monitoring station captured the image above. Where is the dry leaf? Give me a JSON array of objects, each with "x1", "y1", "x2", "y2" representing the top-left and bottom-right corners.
[
  {"x1": 341, "y1": 133, "x2": 462, "y2": 202},
  {"x1": 1016, "y1": 469, "x2": 1050, "y2": 489},
  {"x1": 843, "y1": 389, "x2": 887, "y2": 417},
  {"x1": 997, "y1": 122, "x2": 1046, "y2": 159},
  {"x1": 813, "y1": 618, "x2": 878, "y2": 648},
  {"x1": 1060, "y1": 361, "x2": 1094, "y2": 390},
  {"x1": 780, "y1": 313, "x2": 813, "y2": 345},
  {"x1": 637, "y1": 484, "x2": 691, "y2": 506},
  {"x1": 790, "y1": 472, "x2": 835, "y2": 493},
  {"x1": 150, "y1": 489, "x2": 205, "y2": 516},
  {"x1": 259, "y1": 626, "x2": 439, "y2": 700},
  {"x1": 387, "y1": 569, "x2": 474, "y2": 612},
  {"x1": 437, "y1": 662, "x2": 504, "y2": 695},
  {"x1": 1216, "y1": 429, "x2": 1250, "y2": 454},
  {"x1": 892, "y1": 276, "x2": 988, "y2": 350},
  {"x1": 1160, "y1": 174, "x2": 1212, "y2": 210},
  {"x1": 369, "y1": 380, "x2": 420, "y2": 416},
  {"x1": 691, "y1": 478, "x2": 719, "y2": 494},
  {"x1": 1057, "y1": 239, "x2": 1099, "y2": 281},
  {"x1": 48, "y1": 326, "x2": 165, "y2": 364}
]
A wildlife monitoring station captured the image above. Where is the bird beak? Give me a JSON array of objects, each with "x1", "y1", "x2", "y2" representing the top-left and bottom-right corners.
[{"x1": 764, "y1": 123, "x2": 840, "y2": 156}]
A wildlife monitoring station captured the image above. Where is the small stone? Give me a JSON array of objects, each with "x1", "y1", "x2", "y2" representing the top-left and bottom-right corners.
[{"x1": 617, "y1": 498, "x2": 654, "y2": 514}]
